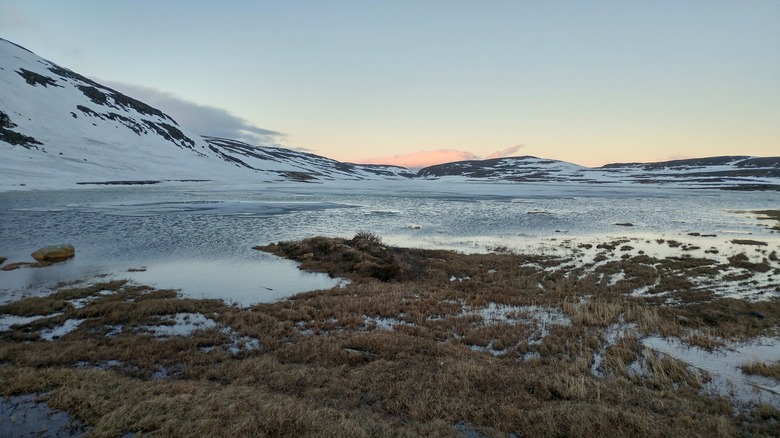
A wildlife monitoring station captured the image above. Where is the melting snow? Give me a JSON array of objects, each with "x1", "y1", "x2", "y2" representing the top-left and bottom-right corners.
[
  {"x1": 40, "y1": 319, "x2": 83, "y2": 341},
  {"x1": 143, "y1": 313, "x2": 217, "y2": 337}
]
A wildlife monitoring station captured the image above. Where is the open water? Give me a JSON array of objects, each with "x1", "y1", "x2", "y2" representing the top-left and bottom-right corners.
[{"x1": 1, "y1": 180, "x2": 778, "y2": 305}]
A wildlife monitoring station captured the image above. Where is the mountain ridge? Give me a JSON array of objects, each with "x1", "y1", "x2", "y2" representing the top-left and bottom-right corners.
[
  {"x1": 2, "y1": 37, "x2": 778, "y2": 191},
  {"x1": 0, "y1": 37, "x2": 413, "y2": 188},
  {"x1": 417, "y1": 155, "x2": 780, "y2": 188}
]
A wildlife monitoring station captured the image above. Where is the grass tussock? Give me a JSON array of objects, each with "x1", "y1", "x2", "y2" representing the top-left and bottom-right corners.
[
  {"x1": 740, "y1": 361, "x2": 780, "y2": 380},
  {"x1": 1, "y1": 234, "x2": 779, "y2": 436}
]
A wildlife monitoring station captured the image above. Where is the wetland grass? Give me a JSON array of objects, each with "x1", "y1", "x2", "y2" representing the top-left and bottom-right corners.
[{"x1": 1, "y1": 234, "x2": 779, "y2": 436}]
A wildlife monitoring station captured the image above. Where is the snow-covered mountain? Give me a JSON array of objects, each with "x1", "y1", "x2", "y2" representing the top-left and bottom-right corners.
[
  {"x1": 0, "y1": 38, "x2": 411, "y2": 189},
  {"x1": 596, "y1": 156, "x2": 780, "y2": 188},
  {"x1": 417, "y1": 156, "x2": 592, "y2": 182},
  {"x1": 418, "y1": 155, "x2": 780, "y2": 189},
  {"x1": 1, "y1": 37, "x2": 778, "y2": 191},
  {"x1": 202, "y1": 136, "x2": 415, "y2": 181}
]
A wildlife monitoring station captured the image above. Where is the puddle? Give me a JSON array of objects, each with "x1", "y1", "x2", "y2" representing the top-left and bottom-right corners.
[
  {"x1": 119, "y1": 257, "x2": 342, "y2": 307},
  {"x1": 642, "y1": 336, "x2": 780, "y2": 408},
  {"x1": 0, "y1": 394, "x2": 90, "y2": 437}
]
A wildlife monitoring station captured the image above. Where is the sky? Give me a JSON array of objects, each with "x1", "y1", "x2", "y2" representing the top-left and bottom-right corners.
[{"x1": 1, "y1": 1, "x2": 778, "y2": 168}]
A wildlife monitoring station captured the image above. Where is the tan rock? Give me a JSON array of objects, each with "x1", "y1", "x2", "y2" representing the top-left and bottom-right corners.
[{"x1": 31, "y1": 244, "x2": 75, "y2": 261}]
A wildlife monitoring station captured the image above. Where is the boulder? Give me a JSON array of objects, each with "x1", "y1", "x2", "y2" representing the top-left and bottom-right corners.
[{"x1": 31, "y1": 244, "x2": 75, "y2": 261}]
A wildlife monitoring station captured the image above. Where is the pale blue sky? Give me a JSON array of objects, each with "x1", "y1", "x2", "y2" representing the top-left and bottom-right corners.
[{"x1": 2, "y1": 1, "x2": 778, "y2": 166}]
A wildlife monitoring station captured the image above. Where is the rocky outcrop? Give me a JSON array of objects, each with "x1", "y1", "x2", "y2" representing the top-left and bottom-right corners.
[
  {"x1": 31, "y1": 244, "x2": 75, "y2": 261},
  {"x1": 0, "y1": 256, "x2": 6, "y2": 265}
]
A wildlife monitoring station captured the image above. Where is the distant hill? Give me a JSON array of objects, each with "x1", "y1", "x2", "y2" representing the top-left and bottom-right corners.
[
  {"x1": 418, "y1": 155, "x2": 780, "y2": 189},
  {"x1": 1, "y1": 37, "x2": 777, "y2": 191}
]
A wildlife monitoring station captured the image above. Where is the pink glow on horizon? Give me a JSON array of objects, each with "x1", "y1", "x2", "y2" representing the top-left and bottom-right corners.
[
  {"x1": 354, "y1": 149, "x2": 480, "y2": 169},
  {"x1": 355, "y1": 144, "x2": 526, "y2": 168}
]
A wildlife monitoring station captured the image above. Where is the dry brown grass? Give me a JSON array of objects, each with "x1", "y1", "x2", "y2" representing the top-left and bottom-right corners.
[
  {"x1": 729, "y1": 253, "x2": 772, "y2": 273},
  {"x1": 740, "y1": 361, "x2": 780, "y2": 380},
  {"x1": 1, "y1": 235, "x2": 778, "y2": 436}
]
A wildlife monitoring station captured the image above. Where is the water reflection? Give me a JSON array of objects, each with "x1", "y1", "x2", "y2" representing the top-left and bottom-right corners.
[
  {"x1": 1, "y1": 183, "x2": 778, "y2": 305},
  {"x1": 122, "y1": 257, "x2": 340, "y2": 307}
]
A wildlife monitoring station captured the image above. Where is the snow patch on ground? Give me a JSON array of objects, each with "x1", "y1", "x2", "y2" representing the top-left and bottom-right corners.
[
  {"x1": 142, "y1": 313, "x2": 217, "y2": 337},
  {"x1": 0, "y1": 313, "x2": 61, "y2": 332},
  {"x1": 40, "y1": 319, "x2": 83, "y2": 341}
]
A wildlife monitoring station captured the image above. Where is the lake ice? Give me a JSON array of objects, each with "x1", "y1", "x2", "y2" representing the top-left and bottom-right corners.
[{"x1": 1, "y1": 180, "x2": 778, "y2": 306}]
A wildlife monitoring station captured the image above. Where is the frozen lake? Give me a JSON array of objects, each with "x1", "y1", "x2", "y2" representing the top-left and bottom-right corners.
[{"x1": 1, "y1": 180, "x2": 779, "y2": 305}]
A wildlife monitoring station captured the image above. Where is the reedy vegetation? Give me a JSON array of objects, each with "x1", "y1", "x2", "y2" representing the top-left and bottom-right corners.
[{"x1": 1, "y1": 231, "x2": 779, "y2": 437}]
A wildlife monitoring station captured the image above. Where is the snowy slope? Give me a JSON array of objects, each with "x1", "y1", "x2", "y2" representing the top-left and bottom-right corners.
[
  {"x1": 418, "y1": 155, "x2": 780, "y2": 189},
  {"x1": 203, "y1": 137, "x2": 415, "y2": 181},
  {"x1": 595, "y1": 156, "x2": 780, "y2": 187},
  {"x1": 1, "y1": 37, "x2": 777, "y2": 191},
  {"x1": 417, "y1": 156, "x2": 594, "y2": 182},
  {"x1": 0, "y1": 38, "x2": 411, "y2": 189},
  {"x1": 0, "y1": 38, "x2": 240, "y2": 187}
]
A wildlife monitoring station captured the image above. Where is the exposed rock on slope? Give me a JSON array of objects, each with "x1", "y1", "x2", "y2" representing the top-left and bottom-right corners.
[
  {"x1": 1, "y1": 37, "x2": 777, "y2": 190},
  {"x1": 0, "y1": 38, "x2": 412, "y2": 188},
  {"x1": 418, "y1": 155, "x2": 780, "y2": 189},
  {"x1": 203, "y1": 137, "x2": 415, "y2": 181}
]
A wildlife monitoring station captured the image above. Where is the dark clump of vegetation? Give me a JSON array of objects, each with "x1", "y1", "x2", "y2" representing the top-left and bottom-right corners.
[
  {"x1": 732, "y1": 239, "x2": 768, "y2": 246},
  {"x1": 728, "y1": 253, "x2": 771, "y2": 273},
  {"x1": 255, "y1": 231, "x2": 430, "y2": 282}
]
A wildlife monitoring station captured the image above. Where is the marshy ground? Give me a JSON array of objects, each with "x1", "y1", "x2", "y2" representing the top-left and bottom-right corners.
[{"x1": 1, "y1": 214, "x2": 780, "y2": 437}]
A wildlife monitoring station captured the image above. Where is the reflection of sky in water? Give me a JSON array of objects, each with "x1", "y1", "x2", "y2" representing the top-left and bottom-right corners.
[
  {"x1": 644, "y1": 336, "x2": 780, "y2": 408},
  {"x1": 1, "y1": 182, "x2": 778, "y2": 304}
]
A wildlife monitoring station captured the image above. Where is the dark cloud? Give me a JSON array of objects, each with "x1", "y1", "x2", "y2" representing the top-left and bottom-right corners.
[{"x1": 103, "y1": 81, "x2": 284, "y2": 145}]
